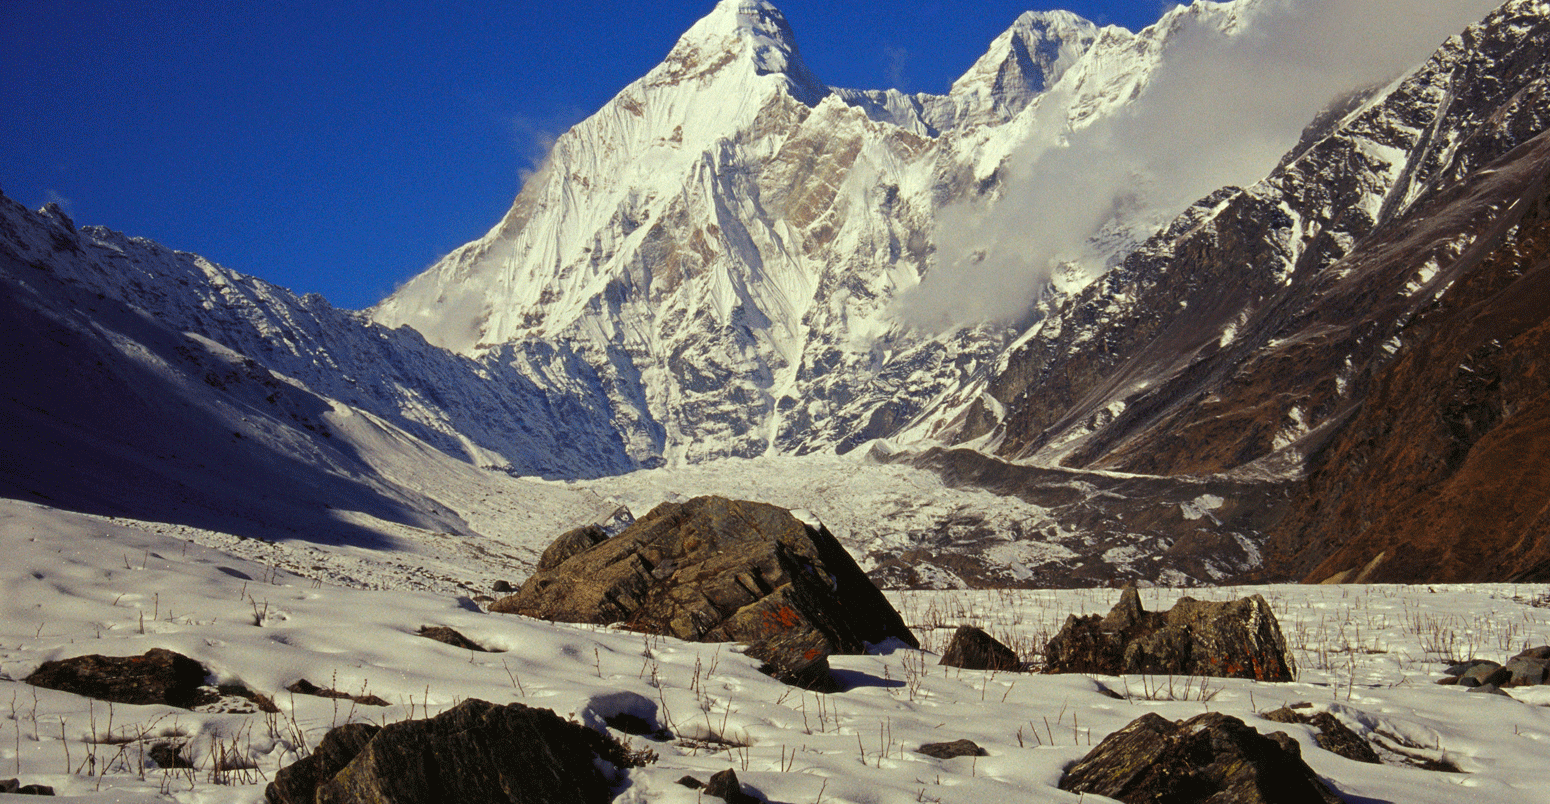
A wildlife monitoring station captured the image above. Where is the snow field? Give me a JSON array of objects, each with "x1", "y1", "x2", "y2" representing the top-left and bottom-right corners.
[{"x1": 3, "y1": 498, "x2": 1550, "y2": 803}]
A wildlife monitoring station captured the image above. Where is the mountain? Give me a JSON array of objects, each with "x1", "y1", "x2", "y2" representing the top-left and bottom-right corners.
[
  {"x1": 370, "y1": 0, "x2": 1248, "y2": 466},
  {"x1": 910, "y1": 0, "x2": 1550, "y2": 582}
]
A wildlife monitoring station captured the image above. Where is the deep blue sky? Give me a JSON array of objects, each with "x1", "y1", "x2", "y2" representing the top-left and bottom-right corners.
[{"x1": 3, "y1": 1, "x2": 1175, "y2": 309}]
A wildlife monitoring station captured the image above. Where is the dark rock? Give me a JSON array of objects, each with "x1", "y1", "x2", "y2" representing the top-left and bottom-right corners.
[
  {"x1": 0, "y1": 778, "x2": 54, "y2": 796},
  {"x1": 1435, "y1": 675, "x2": 1461, "y2": 685},
  {"x1": 270, "y1": 700, "x2": 637, "y2": 804},
  {"x1": 916, "y1": 739, "x2": 986, "y2": 759},
  {"x1": 1467, "y1": 682, "x2": 1513, "y2": 696},
  {"x1": 25, "y1": 648, "x2": 215, "y2": 708},
  {"x1": 285, "y1": 679, "x2": 390, "y2": 707},
  {"x1": 148, "y1": 742, "x2": 194, "y2": 769},
  {"x1": 0, "y1": 778, "x2": 53, "y2": 795},
  {"x1": 703, "y1": 769, "x2": 759, "y2": 804},
  {"x1": 493, "y1": 497, "x2": 917, "y2": 691},
  {"x1": 265, "y1": 723, "x2": 381, "y2": 804},
  {"x1": 1459, "y1": 662, "x2": 1510, "y2": 688},
  {"x1": 1060, "y1": 712, "x2": 1342, "y2": 804},
  {"x1": 538, "y1": 524, "x2": 609, "y2": 571},
  {"x1": 492, "y1": 580, "x2": 514, "y2": 593},
  {"x1": 1044, "y1": 588, "x2": 1296, "y2": 681},
  {"x1": 417, "y1": 625, "x2": 498, "y2": 653},
  {"x1": 1500, "y1": 656, "x2": 1550, "y2": 687},
  {"x1": 677, "y1": 775, "x2": 704, "y2": 789},
  {"x1": 1514, "y1": 645, "x2": 1550, "y2": 661},
  {"x1": 1261, "y1": 707, "x2": 1380, "y2": 764},
  {"x1": 939, "y1": 626, "x2": 1021, "y2": 672},
  {"x1": 1505, "y1": 655, "x2": 1550, "y2": 686},
  {"x1": 1444, "y1": 659, "x2": 1499, "y2": 677}
]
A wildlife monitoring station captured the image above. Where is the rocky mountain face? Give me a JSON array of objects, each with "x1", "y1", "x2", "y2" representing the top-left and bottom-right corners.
[
  {"x1": 914, "y1": 0, "x2": 1550, "y2": 582},
  {"x1": 0, "y1": 196, "x2": 637, "y2": 481},
  {"x1": 369, "y1": 0, "x2": 1246, "y2": 466}
]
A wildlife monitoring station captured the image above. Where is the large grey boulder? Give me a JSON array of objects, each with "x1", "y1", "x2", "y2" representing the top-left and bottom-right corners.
[
  {"x1": 1060, "y1": 712, "x2": 1342, "y2": 804},
  {"x1": 266, "y1": 700, "x2": 637, "y2": 804},
  {"x1": 492, "y1": 496, "x2": 917, "y2": 690},
  {"x1": 1044, "y1": 588, "x2": 1296, "y2": 681}
]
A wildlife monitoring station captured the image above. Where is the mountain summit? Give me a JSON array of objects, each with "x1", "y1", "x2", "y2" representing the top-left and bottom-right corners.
[{"x1": 658, "y1": 0, "x2": 827, "y2": 103}]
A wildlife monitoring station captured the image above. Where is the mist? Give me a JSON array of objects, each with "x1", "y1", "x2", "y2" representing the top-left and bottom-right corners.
[{"x1": 895, "y1": 0, "x2": 1503, "y2": 330}]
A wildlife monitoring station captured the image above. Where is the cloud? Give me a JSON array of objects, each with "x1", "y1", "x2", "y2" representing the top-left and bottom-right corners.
[
  {"x1": 509, "y1": 108, "x2": 584, "y2": 182},
  {"x1": 895, "y1": 0, "x2": 1502, "y2": 330}
]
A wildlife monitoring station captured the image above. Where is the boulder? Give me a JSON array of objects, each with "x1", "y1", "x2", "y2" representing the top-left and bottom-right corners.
[
  {"x1": 493, "y1": 497, "x2": 917, "y2": 690},
  {"x1": 1457, "y1": 661, "x2": 1509, "y2": 688},
  {"x1": 939, "y1": 626, "x2": 1021, "y2": 672},
  {"x1": 1443, "y1": 659, "x2": 1498, "y2": 676},
  {"x1": 1261, "y1": 707, "x2": 1380, "y2": 764},
  {"x1": 1506, "y1": 656, "x2": 1550, "y2": 686},
  {"x1": 267, "y1": 700, "x2": 638, "y2": 804},
  {"x1": 1044, "y1": 588, "x2": 1296, "y2": 681},
  {"x1": 25, "y1": 648, "x2": 214, "y2": 708},
  {"x1": 916, "y1": 739, "x2": 986, "y2": 759},
  {"x1": 1060, "y1": 712, "x2": 1342, "y2": 804}
]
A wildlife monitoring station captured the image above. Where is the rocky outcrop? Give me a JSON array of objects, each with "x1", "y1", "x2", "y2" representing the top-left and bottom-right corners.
[
  {"x1": 939, "y1": 626, "x2": 1021, "y2": 671},
  {"x1": 266, "y1": 700, "x2": 638, "y2": 804},
  {"x1": 26, "y1": 648, "x2": 212, "y2": 709},
  {"x1": 1060, "y1": 712, "x2": 1342, "y2": 804},
  {"x1": 493, "y1": 496, "x2": 917, "y2": 690},
  {"x1": 1043, "y1": 588, "x2": 1295, "y2": 681}
]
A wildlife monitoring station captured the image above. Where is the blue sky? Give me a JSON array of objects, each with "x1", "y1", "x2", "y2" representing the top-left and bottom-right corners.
[{"x1": 3, "y1": 1, "x2": 1175, "y2": 309}]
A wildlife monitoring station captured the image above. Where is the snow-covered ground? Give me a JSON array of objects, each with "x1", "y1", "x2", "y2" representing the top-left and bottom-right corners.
[{"x1": 3, "y1": 496, "x2": 1549, "y2": 803}]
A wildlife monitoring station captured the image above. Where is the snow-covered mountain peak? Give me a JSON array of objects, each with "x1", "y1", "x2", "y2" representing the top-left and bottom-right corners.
[
  {"x1": 943, "y1": 9, "x2": 1101, "y2": 127},
  {"x1": 952, "y1": 9, "x2": 1100, "y2": 95},
  {"x1": 653, "y1": 0, "x2": 826, "y2": 103}
]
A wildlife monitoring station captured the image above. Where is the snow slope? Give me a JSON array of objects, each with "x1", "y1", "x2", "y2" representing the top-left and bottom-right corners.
[{"x1": 3, "y1": 497, "x2": 1548, "y2": 803}]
